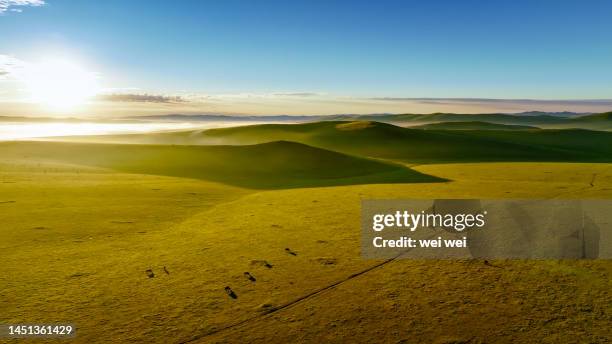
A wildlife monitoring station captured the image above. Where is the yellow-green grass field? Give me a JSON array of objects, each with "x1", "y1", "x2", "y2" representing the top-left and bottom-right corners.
[{"x1": 2, "y1": 147, "x2": 611, "y2": 343}]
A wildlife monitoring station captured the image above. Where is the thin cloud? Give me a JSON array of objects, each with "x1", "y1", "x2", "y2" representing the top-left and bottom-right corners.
[
  {"x1": 371, "y1": 97, "x2": 612, "y2": 107},
  {"x1": 202, "y1": 92, "x2": 323, "y2": 98},
  {"x1": 0, "y1": 54, "x2": 27, "y2": 80},
  {"x1": 98, "y1": 93, "x2": 187, "y2": 104},
  {"x1": 0, "y1": 0, "x2": 45, "y2": 14},
  {"x1": 272, "y1": 92, "x2": 322, "y2": 97}
]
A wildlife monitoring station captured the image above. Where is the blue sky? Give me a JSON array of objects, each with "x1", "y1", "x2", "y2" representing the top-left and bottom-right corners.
[{"x1": 1, "y1": 0, "x2": 612, "y2": 116}]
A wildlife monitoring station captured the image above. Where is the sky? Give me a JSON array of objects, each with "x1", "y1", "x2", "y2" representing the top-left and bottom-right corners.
[{"x1": 1, "y1": 0, "x2": 612, "y2": 117}]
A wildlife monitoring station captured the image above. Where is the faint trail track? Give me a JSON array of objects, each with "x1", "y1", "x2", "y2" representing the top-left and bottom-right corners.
[
  {"x1": 180, "y1": 233, "x2": 439, "y2": 344},
  {"x1": 551, "y1": 166, "x2": 612, "y2": 199},
  {"x1": 180, "y1": 257, "x2": 397, "y2": 343},
  {"x1": 181, "y1": 168, "x2": 612, "y2": 343}
]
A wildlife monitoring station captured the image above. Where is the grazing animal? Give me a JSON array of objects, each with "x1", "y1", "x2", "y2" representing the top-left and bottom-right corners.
[
  {"x1": 244, "y1": 272, "x2": 256, "y2": 282},
  {"x1": 224, "y1": 286, "x2": 237, "y2": 299}
]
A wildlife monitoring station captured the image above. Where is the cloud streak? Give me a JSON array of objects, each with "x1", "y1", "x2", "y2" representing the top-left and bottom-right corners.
[
  {"x1": 0, "y1": 54, "x2": 27, "y2": 79},
  {"x1": 271, "y1": 92, "x2": 322, "y2": 97},
  {"x1": 2, "y1": 59, "x2": 612, "y2": 117},
  {"x1": 98, "y1": 93, "x2": 187, "y2": 103},
  {"x1": 370, "y1": 97, "x2": 612, "y2": 110},
  {"x1": 0, "y1": 0, "x2": 45, "y2": 14}
]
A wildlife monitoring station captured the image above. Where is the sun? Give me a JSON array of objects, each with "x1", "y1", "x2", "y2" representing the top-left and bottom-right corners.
[{"x1": 24, "y1": 58, "x2": 99, "y2": 111}]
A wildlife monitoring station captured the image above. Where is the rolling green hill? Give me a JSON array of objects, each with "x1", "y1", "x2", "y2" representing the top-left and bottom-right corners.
[
  {"x1": 364, "y1": 111, "x2": 612, "y2": 129},
  {"x1": 74, "y1": 120, "x2": 609, "y2": 163},
  {"x1": 410, "y1": 121, "x2": 539, "y2": 130},
  {"x1": 0, "y1": 140, "x2": 441, "y2": 188},
  {"x1": 111, "y1": 110, "x2": 611, "y2": 129},
  {"x1": 358, "y1": 112, "x2": 569, "y2": 126},
  {"x1": 6, "y1": 111, "x2": 611, "y2": 129},
  {"x1": 458, "y1": 129, "x2": 612, "y2": 157},
  {"x1": 41, "y1": 119, "x2": 612, "y2": 164},
  {"x1": 572, "y1": 111, "x2": 612, "y2": 124}
]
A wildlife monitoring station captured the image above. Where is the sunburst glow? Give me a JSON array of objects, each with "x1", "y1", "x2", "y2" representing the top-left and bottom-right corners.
[{"x1": 23, "y1": 58, "x2": 99, "y2": 111}]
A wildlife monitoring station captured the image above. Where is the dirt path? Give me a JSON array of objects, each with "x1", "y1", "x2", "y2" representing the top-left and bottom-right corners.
[{"x1": 188, "y1": 173, "x2": 612, "y2": 343}]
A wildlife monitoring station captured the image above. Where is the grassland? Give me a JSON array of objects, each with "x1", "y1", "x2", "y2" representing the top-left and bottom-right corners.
[
  {"x1": 199, "y1": 121, "x2": 612, "y2": 163},
  {"x1": 47, "y1": 110, "x2": 608, "y2": 130},
  {"x1": 2, "y1": 121, "x2": 612, "y2": 343},
  {"x1": 410, "y1": 121, "x2": 539, "y2": 130},
  {"x1": 2, "y1": 159, "x2": 611, "y2": 343},
  {"x1": 50, "y1": 120, "x2": 612, "y2": 163},
  {"x1": 0, "y1": 140, "x2": 440, "y2": 188},
  {"x1": 365, "y1": 111, "x2": 612, "y2": 130}
]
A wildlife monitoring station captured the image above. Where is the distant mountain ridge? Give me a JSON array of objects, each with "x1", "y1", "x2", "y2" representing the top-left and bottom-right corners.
[
  {"x1": 49, "y1": 120, "x2": 612, "y2": 163},
  {"x1": 123, "y1": 111, "x2": 611, "y2": 129},
  {"x1": 2, "y1": 111, "x2": 611, "y2": 129},
  {"x1": 411, "y1": 121, "x2": 539, "y2": 130},
  {"x1": 123, "y1": 111, "x2": 593, "y2": 123}
]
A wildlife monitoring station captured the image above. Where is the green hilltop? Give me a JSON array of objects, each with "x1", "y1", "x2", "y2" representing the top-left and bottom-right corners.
[
  {"x1": 203, "y1": 121, "x2": 612, "y2": 163},
  {"x1": 77, "y1": 120, "x2": 612, "y2": 163},
  {"x1": 410, "y1": 121, "x2": 539, "y2": 130},
  {"x1": 25, "y1": 115, "x2": 612, "y2": 182},
  {"x1": 356, "y1": 111, "x2": 612, "y2": 129},
  {"x1": 0, "y1": 140, "x2": 441, "y2": 189}
]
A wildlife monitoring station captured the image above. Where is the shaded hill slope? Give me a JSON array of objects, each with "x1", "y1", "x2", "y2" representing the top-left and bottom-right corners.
[
  {"x1": 201, "y1": 121, "x2": 612, "y2": 162},
  {"x1": 74, "y1": 121, "x2": 610, "y2": 163},
  {"x1": 362, "y1": 111, "x2": 612, "y2": 129},
  {"x1": 0, "y1": 140, "x2": 441, "y2": 188},
  {"x1": 410, "y1": 121, "x2": 539, "y2": 130},
  {"x1": 40, "y1": 120, "x2": 612, "y2": 163}
]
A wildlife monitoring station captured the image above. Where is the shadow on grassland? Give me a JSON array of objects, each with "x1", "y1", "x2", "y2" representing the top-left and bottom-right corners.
[
  {"x1": 0, "y1": 140, "x2": 445, "y2": 189},
  {"x1": 68, "y1": 120, "x2": 612, "y2": 163}
]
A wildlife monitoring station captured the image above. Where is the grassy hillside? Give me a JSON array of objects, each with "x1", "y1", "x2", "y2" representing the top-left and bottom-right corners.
[
  {"x1": 373, "y1": 111, "x2": 612, "y2": 129},
  {"x1": 109, "y1": 111, "x2": 611, "y2": 129},
  {"x1": 0, "y1": 140, "x2": 441, "y2": 188},
  {"x1": 456, "y1": 129, "x2": 612, "y2": 157},
  {"x1": 362, "y1": 112, "x2": 570, "y2": 125},
  {"x1": 5, "y1": 111, "x2": 611, "y2": 129},
  {"x1": 410, "y1": 121, "x2": 539, "y2": 130},
  {"x1": 3, "y1": 159, "x2": 611, "y2": 343},
  {"x1": 93, "y1": 121, "x2": 612, "y2": 163},
  {"x1": 203, "y1": 120, "x2": 612, "y2": 162},
  {"x1": 572, "y1": 111, "x2": 612, "y2": 125},
  {"x1": 73, "y1": 121, "x2": 612, "y2": 163}
]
